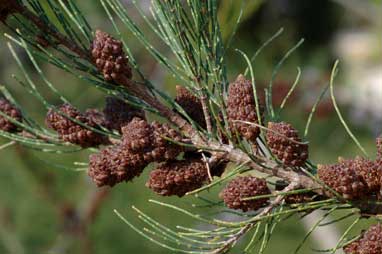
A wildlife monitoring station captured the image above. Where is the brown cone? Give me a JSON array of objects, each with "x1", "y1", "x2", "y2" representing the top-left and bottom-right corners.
[
  {"x1": 146, "y1": 158, "x2": 209, "y2": 197},
  {"x1": 85, "y1": 109, "x2": 107, "y2": 127},
  {"x1": 343, "y1": 223, "x2": 382, "y2": 254},
  {"x1": 103, "y1": 96, "x2": 145, "y2": 132},
  {"x1": 46, "y1": 104, "x2": 108, "y2": 147},
  {"x1": 150, "y1": 122, "x2": 183, "y2": 162},
  {"x1": 344, "y1": 241, "x2": 360, "y2": 254},
  {"x1": 220, "y1": 176, "x2": 270, "y2": 212},
  {"x1": 266, "y1": 121, "x2": 308, "y2": 167},
  {"x1": 91, "y1": 30, "x2": 132, "y2": 83},
  {"x1": 0, "y1": 98, "x2": 22, "y2": 132},
  {"x1": 175, "y1": 86, "x2": 206, "y2": 128},
  {"x1": 317, "y1": 160, "x2": 368, "y2": 200},
  {"x1": 339, "y1": 157, "x2": 382, "y2": 194},
  {"x1": 227, "y1": 75, "x2": 263, "y2": 142},
  {"x1": 88, "y1": 145, "x2": 150, "y2": 187},
  {"x1": 121, "y1": 117, "x2": 152, "y2": 153}
]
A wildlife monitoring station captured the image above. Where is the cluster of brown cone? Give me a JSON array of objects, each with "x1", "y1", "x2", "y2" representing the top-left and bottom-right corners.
[
  {"x1": 0, "y1": 98, "x2": 22, "y2": 133},
  {"x1": 317, "y1": 143, "x2": 382, "y2": 201},
  {"x1": 8, "y1": 30, "x2": 382, "y2": 215}
]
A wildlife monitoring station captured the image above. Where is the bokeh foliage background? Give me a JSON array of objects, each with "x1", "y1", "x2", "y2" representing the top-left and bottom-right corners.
[{"x1": 0, "y1": 0, "x2": 381, "y2": 253}]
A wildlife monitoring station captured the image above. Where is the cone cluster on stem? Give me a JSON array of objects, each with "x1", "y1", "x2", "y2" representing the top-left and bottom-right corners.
[
  {"x1": 46, "y1": 103, "x2": 108, "y2": 148},
  {"x1": 0, "y1": 98, "x2": 22, "y2": 133},
  {"x1": 266, "y1": 121, "x2": 308, "y2": 167},
  {"x1": 227, "y1": 75, "x2": 263, "y2": 143},
  {"x1": 91, "y1": 30, "x2": 132, "y2": 83},
  {"x1": 318, "y1": 153, "x2": 382, "y2": 200},
  {"x1": 146, "y1": 157, "x2": 209, "y2": 197},
  {"x1": 220, "y1": 176, "x2": 270, "y2": 212}
]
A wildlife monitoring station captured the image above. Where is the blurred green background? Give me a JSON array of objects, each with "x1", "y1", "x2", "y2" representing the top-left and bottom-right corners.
[{"x1": 0, "y1": 0, "x2": 381, "y2": 253}]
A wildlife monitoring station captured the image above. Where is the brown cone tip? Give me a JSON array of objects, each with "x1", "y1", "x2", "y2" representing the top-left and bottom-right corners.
[
  {"x1": 91, "y1": 30, "x2": 132, "y2": 83},
  {"x1": 146, "y1": 158, "x2": 209, "y2": 197},
  {"x1": 88, "y1": 145, "x2": 150, "y2": 187},
  {"x1": 220, "y1": 176, "x2": 270, "y2": 212},
  {"x1": 0, "y1": 98, "x2": 22, "y2": 133},
  {"x1": 46, "y1": 104, "x2": 108, "y2": 148},
  {"x1": 344, "y1": 223, "x2": 382, "y2": 254},
  {"x1": 317, "y1": 160, "x2": 368, "y2": 200},
  {"x1": 175, "y1": 86, "x2": 206, "y2": 128},
  {"x1": 103, "y1": 96, "x2": 145, "y2": 132},
  {"x1": 227, "y1": 75, "x2": 263, "y2": 142},
  {"x1": 121, "y1": 117, "x2": 152, "y2": 152},
  {"x1": 266, "y1": 121, "x2": 308, "y2": 167}
]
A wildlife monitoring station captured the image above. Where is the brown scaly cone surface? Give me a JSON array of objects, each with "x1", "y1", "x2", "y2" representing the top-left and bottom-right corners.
[
  {"x1": 343, "y1": 223, "x2": 382, "y2": 254},
  {"x1": 88, "y1": 145, "x2": 149, "y2": 187},
  {"x1": 227, "y1": 74, "x2": 263, "y2": 143},
  {"x1": 220, "y1": 176, "x2": 270, "y2": 212},
  {"x1": 175, "y1": 85, "x2": 206, "y2": 128},
  {"x1": 149, "y1": 122, "x2": 184, "y2": 162},
  {"x1": 85, "y1": 109, "x2": 107, "y2": 127},
  {"x1": 266, "y1": 121, "x2": 308, "y2": 167},
  {"x1": 91, "y1": 30, "x2": 132, "y2": 83},
  {"x1": 317, "y1": 159, "x2": 368, "y2": 200},
  {"x1": 121, "y1": 117, "x2": 152, "y2": 153},
  {"x1": 338, "y1": 157, "x2": 382, "y2": 194},
  {"x1": 88, "y1": 119, "x2": 184, "y2": 187},
  {"x1": 46, "y1": 104, "x2": 108, "y2": 147},
  {"x1": 344, "y1": 241, "x2": 360, "y2": 254},
  {"x1": 146, "y1": 158, "x2": 209, "y2": 197},
  {"x1": 103, "y1": 96, "x2": 145, "y2": 132},
  {"x1": 0, "y1": 98, "x2": 22, "y2": 132},
  {"x1": 377, "y1": 137, "x2": 382, "y2": 162}
]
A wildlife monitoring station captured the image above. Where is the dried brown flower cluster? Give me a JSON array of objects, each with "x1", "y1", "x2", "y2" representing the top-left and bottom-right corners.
[
  {"x1": 88, "y1": 144, "x2": 148, "y2": 187},
  {"x1": 266, "y1": 121, "x2": 309, "y2": 167},
  {"x1": 0, "y1": 98, "x2": 22, "y2": 133},
  {"x1": 46, "y1": 104, "x2": 108, "y2": 148},
  {"x1": 220, "y1": 176, "x2": 270, "y2": 212},
  {"x1": 91, "y1": 30, "x2": 132, "y2": 83},
  {"x1": 343, "y1": 223, "x2": 382, "y2": 254},
  {"x1": 89, "y1": 117, "x2": 184, "y2": 187},
  {"x1": 146, "y1": 158, "x2": 209, "y2": 197},
  {"x1": 227, "y1": 75, "x2": 263, "y2": 143},
  {"x1": 318, "y1": 155, "x2": 382, "y2": 200}
]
